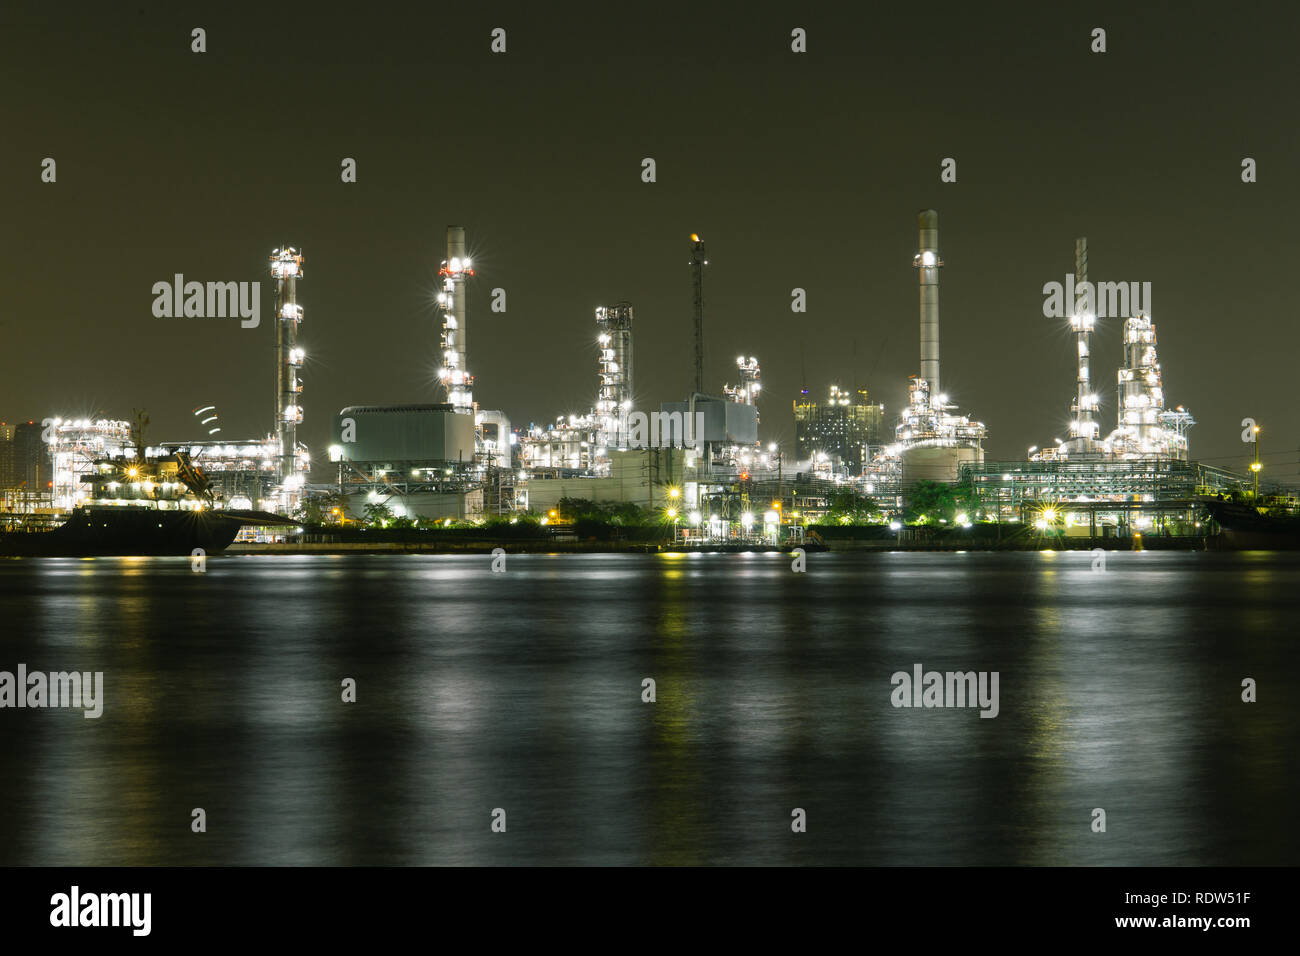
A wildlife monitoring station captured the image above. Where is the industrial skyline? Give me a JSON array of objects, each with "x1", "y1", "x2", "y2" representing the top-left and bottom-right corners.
[
  {"x1": 3, "y1": 0, "x2": 1298, "y2": 904},
  {"x1": 1, "y1": 4, "x2": 1295, "y2": 478}
]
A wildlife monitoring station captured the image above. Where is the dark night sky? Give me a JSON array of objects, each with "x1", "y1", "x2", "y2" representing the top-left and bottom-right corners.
[{"x1": 3, "y1": 2, "x2": 1297, "y2": 478}]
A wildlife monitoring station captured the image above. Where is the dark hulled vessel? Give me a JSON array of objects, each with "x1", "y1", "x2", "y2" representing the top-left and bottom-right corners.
[
  {"x1": 0, "y1": 506, "x2": 286, "y2": 557},
  {"x1": 1197, "y1": 495, "x2": 1300, "y2": 550},
  {"x1": 0, "y1": 448, "x2": 294, "y2": 557}
]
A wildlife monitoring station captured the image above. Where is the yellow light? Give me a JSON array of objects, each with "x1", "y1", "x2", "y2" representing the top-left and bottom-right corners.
[
  {"x1": 667, "y1": 508, "x2": 677, "y2": 519},
  {"x1": 668, "y1": 488, "x2": 680, "y2": 499},
  {"x1": 1043, "y1": 508, "x2": 1057, "y2": 522}
]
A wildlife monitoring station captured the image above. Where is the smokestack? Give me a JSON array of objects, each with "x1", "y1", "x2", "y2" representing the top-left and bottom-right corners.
[
  {"x1": 689, "y1": 234, "x2": 707, "y2": 394},
  {"x1": 915, "y1": 209, "x2": 941, "y2": 403}
]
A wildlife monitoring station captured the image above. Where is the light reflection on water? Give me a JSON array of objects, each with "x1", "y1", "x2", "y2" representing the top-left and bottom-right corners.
[{"x1": 1, "y1": 551, "x2": 1297, "y2": 865}]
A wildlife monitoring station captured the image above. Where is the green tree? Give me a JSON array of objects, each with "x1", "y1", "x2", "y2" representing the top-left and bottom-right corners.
[
  {"x1": 825, "y1": 488, "x2": 880, "y2": 525},
  {"x1": 606, "y1": 501, "x2": 647, "y2": 525},
  {"x1": 556, "y1": 497, "x2": 600, "y2": 522},
  {"x1": 301, "y1": 495, "x2": 325, "y2": 526},
  {"x1": 906, "y1": 480, "x2": 957, "y2": 524},
  {"x1": 363, "y1": 502, "x2": 394, "y2": 527}
]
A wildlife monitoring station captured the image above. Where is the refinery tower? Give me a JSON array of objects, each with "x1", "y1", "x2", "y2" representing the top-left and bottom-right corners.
[
  {"x1": 1033, "y1": 236, "x2": 1193, "y2": 463},
  {"x1": 270, "y1": 246, "x2": 308, "y2": 512},
  {"x1": 895, "y1": 210, "x2": 987, "y2": 485}
]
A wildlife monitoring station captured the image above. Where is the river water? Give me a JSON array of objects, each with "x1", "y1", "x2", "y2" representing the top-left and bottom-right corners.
[{"x1": 0, "y1": 551, "x2": 1295, "y2": 865}]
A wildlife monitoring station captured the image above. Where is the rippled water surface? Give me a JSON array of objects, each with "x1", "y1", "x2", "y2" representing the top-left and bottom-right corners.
[{"x1": 1, "y1": 551, "x2": 1296, "y2": 865}]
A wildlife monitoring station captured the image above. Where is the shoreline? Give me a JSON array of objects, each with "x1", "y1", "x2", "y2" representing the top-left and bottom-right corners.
[{"x1": 226, "y1": 537, "x2": 1231, "y2": 555}]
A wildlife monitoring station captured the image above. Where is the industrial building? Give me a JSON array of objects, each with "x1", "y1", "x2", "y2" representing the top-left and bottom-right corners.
[
  {"x1": 10, "y1": 213, "x2": 1261, "y2": 536},
  {"x1": 325, "y1": 226, "x2": 513, "y2": 523},
  {"x1": 960, "y1": 237, "x2": 1246, "y2": 533},
  {"x1": 48, "y1": 418, "x2": 134, "y2": 511},
  {"x1": 794, "y1": 385, "x2": 885, "y2": 474},
  {"x1": 519, "y1": 448, "x2": 688, "y2": 514},
  {"x1": 515, "y1": 233, "x2": 772, "y2": 526},
  {"x1": 0, "y1": 421, "x2": 50, "y2": 511},
  {"x1": 960, "y1": 458, "x2": 1246, "y2": 533},
  {"x1": 724, "y1": 357, "x2": 762, "y2": 421},
  {"x1": 519, "y1": 301, "x2": 634, "y2": 476},
  {"x1": 329, "y1": 403, "x2": 481, "y2": 521},
  {"x1": 1032, "y1": 238, "x2": 1194, "y2": 464}
]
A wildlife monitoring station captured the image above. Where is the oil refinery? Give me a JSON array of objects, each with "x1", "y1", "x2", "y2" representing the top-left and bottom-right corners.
[{"x1": 1, "y1": 211, "x2": 1264, "y2": 547}]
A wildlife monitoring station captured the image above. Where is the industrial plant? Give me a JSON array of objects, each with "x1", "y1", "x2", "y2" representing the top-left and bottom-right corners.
[
  {"x1": 964, "y1": 236, "x2": 1239, "y2": 536},
  {"x1": 0, "y1": 210, "x2": 1262, "y2": 545}
]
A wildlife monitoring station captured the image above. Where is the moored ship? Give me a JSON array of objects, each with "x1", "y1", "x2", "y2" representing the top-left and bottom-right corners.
[
  {"x1": 0, "y1": 450, "x2": 293, "y2": 557},
  {"x1": 1196, "y1": 495, "x2": 1300, "y2": 550}
]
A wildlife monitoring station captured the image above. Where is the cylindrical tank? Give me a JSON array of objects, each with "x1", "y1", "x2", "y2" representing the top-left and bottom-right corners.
[{"x1": 901, "y1": 444, "x2": 982, "y2": 487}]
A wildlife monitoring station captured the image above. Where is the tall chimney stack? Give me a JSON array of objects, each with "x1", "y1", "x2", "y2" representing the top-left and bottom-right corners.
[{"x1": 914, "y1": 209, "x2": 942, "y2": 404}]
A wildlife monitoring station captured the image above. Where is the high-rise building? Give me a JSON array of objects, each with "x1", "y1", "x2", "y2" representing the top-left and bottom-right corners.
[
  {"x1": 0, "y1": 422, "x2": 15, "y2": 490},
  {"x1": 0, "y1": 421, "x2": 15, "y2": 494},
  {"x1": 1, "y1": 421, "x2": 52, "y2": 508},
  {"x1": 794, "y1": 385, "x2": 884, "y2": 474}
]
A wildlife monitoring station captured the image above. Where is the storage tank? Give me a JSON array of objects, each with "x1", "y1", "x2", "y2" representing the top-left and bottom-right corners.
[{"x1": 333, "y1": 404, "x2": 476, "y2": 464}]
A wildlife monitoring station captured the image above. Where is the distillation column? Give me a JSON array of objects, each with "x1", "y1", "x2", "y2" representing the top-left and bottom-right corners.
[
  {"x1": 437, "y1": 226, "x2": 475, "y2": 414},
  {"x1": 1068, "y1": 237, "x2": 1099, "y2": 450},
  {"x1": 596, "y1": 302, "x2": 634, "y2": 448},
  {"x1": 270, "y1": 247, "x2": 305, "y2": 509}
]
